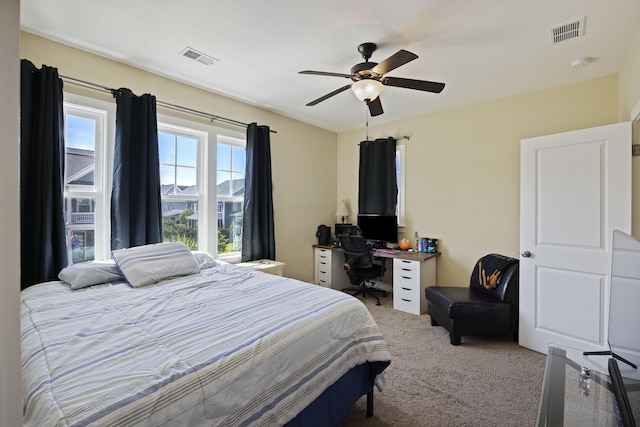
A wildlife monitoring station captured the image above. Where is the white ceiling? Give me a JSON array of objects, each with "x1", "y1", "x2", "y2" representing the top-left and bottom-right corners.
[{"x1": 20, "y1": 0, "x2": 640, "y2": 133}]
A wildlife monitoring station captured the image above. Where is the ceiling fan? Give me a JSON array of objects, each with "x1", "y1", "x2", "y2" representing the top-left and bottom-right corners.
[{"x1": 299, "y1": 42, "x2": 445, "y2": 117}]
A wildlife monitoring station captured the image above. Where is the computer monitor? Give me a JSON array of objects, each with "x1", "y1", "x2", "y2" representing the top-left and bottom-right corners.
[{"x1": 357, "y1": 214, "x2": 398, "y2": 244}]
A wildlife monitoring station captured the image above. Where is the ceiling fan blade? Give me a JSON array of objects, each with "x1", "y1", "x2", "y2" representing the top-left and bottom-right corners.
[
  {"x1": 299, "y1": 70, "x2": 352, "y2": 79},
  {"x1": 305, "y1": 84, "x2": 352, "y2": 106},
  {"x1": 367, "y1": 96, "x2": 384, "y2": 116},
  {"x1": 370, "y1": 50, "x2": 418, "y2": 75},
  {"x1": 383, "y1": 76, "x2": 445, "y2": 93}
]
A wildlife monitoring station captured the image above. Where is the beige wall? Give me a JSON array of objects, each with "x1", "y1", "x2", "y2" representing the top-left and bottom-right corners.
[
  {"x1": 21, "y1": 32, "x2": 338, "y2": 282},
  {"x1": 0, "y1": 1, "x2": 22, "y2": 426},
  {"x1": 618, "y1": 23, "x2": 640, "y2": 237},
  {"x1": 338, "y1": 76, "x2": 619, "y2": 285},
  {"x1": 618, "y1": 23, "x2": 640, "y2": 121}
]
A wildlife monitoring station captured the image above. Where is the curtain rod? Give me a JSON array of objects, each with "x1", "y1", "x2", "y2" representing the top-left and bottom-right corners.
[
  {"x1": 360, "y1": 136, "x2": 410, "y2": 144},
  {"x1": 60, "y1": 75, "x2": 277, "y2": 134}
]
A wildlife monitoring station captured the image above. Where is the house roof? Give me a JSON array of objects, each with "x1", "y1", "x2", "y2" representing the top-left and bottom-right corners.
[{"x1": 65, "y1": 148, "x2": 94, "y2": 186}]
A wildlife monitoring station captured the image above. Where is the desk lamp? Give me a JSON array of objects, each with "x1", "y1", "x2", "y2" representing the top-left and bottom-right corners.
[{"x1": 336, "y1": 199, "x2": 351, "y2": 224}]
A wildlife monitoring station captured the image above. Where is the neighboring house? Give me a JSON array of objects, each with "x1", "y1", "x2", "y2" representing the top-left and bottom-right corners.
[
  {"x1": 161, "y1": 179, "x2": 244, "y2": 231},
  {"x1": 64, "y1": 148, "x2": 96, "y2": 263}
]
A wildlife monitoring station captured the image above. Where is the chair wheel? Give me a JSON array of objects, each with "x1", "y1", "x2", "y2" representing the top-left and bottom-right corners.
[{"x1": 376, "y1": 300, "x2": 381, "y2": 306}]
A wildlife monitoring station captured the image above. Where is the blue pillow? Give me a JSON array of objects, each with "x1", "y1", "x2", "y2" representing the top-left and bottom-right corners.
[{"x1": 58, "y1": 260, "x2": 124, "y2": 290}]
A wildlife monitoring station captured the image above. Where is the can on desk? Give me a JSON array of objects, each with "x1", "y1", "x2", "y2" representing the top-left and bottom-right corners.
[{"x1": 420, "y1": 238, "x2": 438, "y2": 253}]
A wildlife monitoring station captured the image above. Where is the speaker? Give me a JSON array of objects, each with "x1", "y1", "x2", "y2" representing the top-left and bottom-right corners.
[{"x1": 316, "y1": 225, "x2": 331, "y2": 246}]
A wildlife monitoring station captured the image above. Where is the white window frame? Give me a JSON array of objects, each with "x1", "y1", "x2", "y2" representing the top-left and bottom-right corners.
[
  {"x1": 157, "y1": 114, "x2": 245, "y2": 261},
  {"x1": 157, "y1": 122, "x2": 205, "y2": 250},
  {"x1": 63, "y1": 95, "x2": 114, "y2": 261}
]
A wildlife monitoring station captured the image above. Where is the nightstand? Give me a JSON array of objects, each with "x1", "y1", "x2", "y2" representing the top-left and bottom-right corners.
[{"x1": 236, "y1": 259, "x2": 285, "y2": 276}]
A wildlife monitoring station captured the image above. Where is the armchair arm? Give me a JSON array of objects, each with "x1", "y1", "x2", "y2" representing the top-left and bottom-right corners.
[{"x1": 343, "y1": 251, "x2": 373, "y2": 271}]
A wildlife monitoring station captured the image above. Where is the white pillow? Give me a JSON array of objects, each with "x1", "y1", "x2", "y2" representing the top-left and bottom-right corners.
[
  {"x1": 112, "y1": 242, "x2": 200, "y2": 288},
  {"x1": 192, "y1": 251, "x2": 218, "y2": 269},
  {"x1": 58, "y1": 260, "x2": 124, "y2": 290}
]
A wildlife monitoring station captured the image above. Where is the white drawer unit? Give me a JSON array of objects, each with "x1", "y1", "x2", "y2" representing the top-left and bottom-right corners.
[
  {"x1": 392, "y1": 257, "x2": 436, "y2": 315},
  {"x1": 315, "y1": 248, "x2": 332, "y2": 287},
  {"x1": 314, "y1": 247, "x2": 350, "y2": 289}
]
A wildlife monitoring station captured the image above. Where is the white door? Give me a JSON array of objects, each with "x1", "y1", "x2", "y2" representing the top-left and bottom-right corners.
[{"x1": 519, "y1": 122, "x2": 632, "y2": 354}]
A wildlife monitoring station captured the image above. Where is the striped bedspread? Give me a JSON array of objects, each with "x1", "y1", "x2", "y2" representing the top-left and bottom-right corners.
[{"x1": 21, "y1": 263, "x2": 391, "y2": 426}]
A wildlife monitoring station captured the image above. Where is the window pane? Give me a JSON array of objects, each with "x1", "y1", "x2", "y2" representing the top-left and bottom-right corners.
[
  {"x1": 64, "y1": 197, "x2": 95, "y2": 264},
  {"x1": 66, "y1": 115, "x2": 95, "y2": 150},
  {"x1": 217, "y1": 139, "x2": 245, "y2": 255},
  {"x1": 177, "y1": 136, "x2": 197, "y2": 167},
  {"x1": 158, "y1": 133, "x2": 175, "y2": 164},
  {"x1": 176, "y1": 166, "x2": 196, "y2": 188},
  {"x1": 217, "y1": 170, "x2": 232, "y2": 196},
  {"x1": 65, "y1": 115, "x2": 96, "y2": 187},
  {"x1": 232, "y1": 145, "x2": 245, "y2": 172},
  {"x1": 231, "y1": 172, "x2": 245, "y2": 196},
  {"x1": 162, "y1": 200, "x2": 198, "y2": 249},
  {"x1": 160, "y1": 165, "x2": 175, "y2": 189},
  {"x1": 217, "y1": 201, "x2": 243, "y2": 254},
  {"x1": 217, "y1": 144, "x2": 230, "y2": 170}
]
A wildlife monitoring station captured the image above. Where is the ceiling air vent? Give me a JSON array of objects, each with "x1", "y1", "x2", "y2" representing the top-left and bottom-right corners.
[
  {"x1": 179, "y1": 47, "x2": 219, "y2": 66},
  {"x1": 550, "y1": 17, "x2": 585, "y2": 44}
]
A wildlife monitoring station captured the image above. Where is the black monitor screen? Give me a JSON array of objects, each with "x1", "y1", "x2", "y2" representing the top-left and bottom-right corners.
[{"x1": 357, "y1": 214, "x2": 398, "y2": 244}]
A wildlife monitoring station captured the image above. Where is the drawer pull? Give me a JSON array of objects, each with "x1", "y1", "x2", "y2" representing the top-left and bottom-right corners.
[
  {"x1": 320, "y1": 270, "x2": 326, "y2": 274},
  {"x1": 401, "y1": 276, "x2": 411, "y2": 279},
  {"x1": 401, "y1": 298, "x2": 411, "y2": 302},
  {"x1": 319, "y1": 262, "x2": 327, "y2": 265},
  {"x1": 401, "y1": 268, "x2": 411, "y2": 272},
  {"x1": 401, "y1": 287, "x2": 411, "y2": 291}
]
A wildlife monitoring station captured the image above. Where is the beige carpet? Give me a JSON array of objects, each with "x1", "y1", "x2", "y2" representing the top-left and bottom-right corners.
[{"x1": 336, "y1": 295, "x2": 546, "y2": 427}]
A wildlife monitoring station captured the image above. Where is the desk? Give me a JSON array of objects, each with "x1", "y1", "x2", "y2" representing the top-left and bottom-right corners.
[
  {"x1": 312, "y1": 244, "x2": 438, "y2": 315},
  {"x1": 537, "y1": 344, "x2": 621, "y2": 426}
]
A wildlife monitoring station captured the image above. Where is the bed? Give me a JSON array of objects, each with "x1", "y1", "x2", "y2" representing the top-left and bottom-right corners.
[{"x1": 21, "y1": 243, "x2": 391, "y2": 427}]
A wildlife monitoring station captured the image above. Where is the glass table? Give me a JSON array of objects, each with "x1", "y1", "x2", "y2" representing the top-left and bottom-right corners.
[{"x1": 537, "y1": 344, "x2": 622, "y2": 426}]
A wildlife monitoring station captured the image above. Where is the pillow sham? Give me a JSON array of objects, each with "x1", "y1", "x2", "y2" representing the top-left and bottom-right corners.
[
  {"x1": 58, "y1": 260, "x2": 124, "y2": 290},
  {"x1": 112, "y1": 242, "x2": 200, "y2": 288},
  {"x1": 192, "y1": 251, "x2": 218, "y2": 269}
]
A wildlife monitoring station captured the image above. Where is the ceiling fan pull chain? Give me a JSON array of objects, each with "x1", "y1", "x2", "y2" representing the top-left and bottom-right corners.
[{"x1": 365, "y1": 104, "x2": 369, "y2": 141}]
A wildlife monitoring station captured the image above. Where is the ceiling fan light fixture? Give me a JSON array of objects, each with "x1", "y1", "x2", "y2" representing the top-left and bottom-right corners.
[{"x1": 351, "y1": 79, "x2": 384, "y2": 102}]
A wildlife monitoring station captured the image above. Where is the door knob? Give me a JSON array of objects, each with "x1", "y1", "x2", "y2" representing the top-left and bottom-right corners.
[{"x1": 521, "y1": 250, "x2": 531, "y2": 258}]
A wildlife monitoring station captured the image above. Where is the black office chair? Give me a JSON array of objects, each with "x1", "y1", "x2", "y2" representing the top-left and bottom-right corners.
[{"x1": 338, "y1": 234, "x2": 387, "y2": 306}]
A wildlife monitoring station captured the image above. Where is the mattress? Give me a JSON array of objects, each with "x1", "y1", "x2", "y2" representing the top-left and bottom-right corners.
[{"x1": 21, "y1": 262, "x2": 391, "y2": 426}]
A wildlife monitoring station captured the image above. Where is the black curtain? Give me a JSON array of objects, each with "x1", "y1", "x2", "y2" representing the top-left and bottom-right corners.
[
  {"x1": 358, "y1": 137, "x2": 398, "y2": 215},
  {"x1": 241, "y1": 123, "x2": 275, "y2": 262},
  {"x1": 20, "y1": 60, "x2": 68, "y2": 289},
  {"x1": 110, "y1": 88, "x2": 162, "y2": 250}
]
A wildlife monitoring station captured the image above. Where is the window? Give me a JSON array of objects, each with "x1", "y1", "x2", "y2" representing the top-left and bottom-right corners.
[
  {"x1": 216, "y1": 135, "x2": 246, "y2": 255},
  {"x1": 396, "y1": 144, "x2": 406, "y2": 227},
  {"x1": 157, "y1": 115, "x2": 245, "y2": 260},
  {"x1": 158, "y1": 125, "x2": 203, "y2": 250},
  {"x1": 62, "y1": 95, "x2": 244, "y2": 262},
  {"x1": 63, "y1": 102, "x2": 108, "y2": 264}
]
